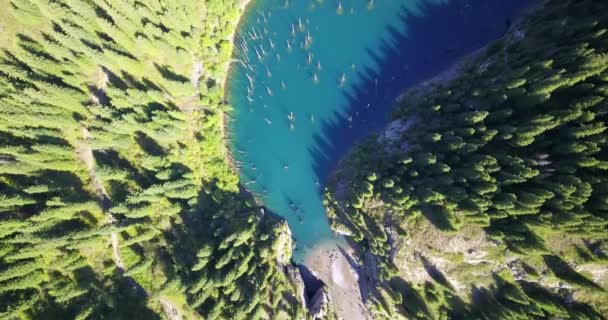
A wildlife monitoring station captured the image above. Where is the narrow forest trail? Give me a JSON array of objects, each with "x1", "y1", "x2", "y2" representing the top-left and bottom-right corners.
[
  {"x1": 76, "y1": 125, "x2": 182, "y2": 318},
  {"x1": 160, "y1": 298, "x2": 182, "y2": 320},
  {"x1": 169, "y1": 57, "x2": 207, "y2": 185},
  {"x1": 77, "y1": 128, "x2": 109, "y2": 203},
  {"x1": 191, "y1": 60, "x2": 204, "y2": 89},
  {"x1": 75, "y1": 127, "x2": 125, "y2": 270},
  {"x1": 80, "y1": 71, "x2": 128, "y2": 273},
  {"x1": 75, "y1": 94, "x2": 193, "y2": 316},
  {"x1": 110, "y1": 232, "x2": 125, "y2": 270}
]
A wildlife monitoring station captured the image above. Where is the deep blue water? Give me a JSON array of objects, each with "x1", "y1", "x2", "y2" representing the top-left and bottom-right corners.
[{"x1": 227, "y1": 0, "x2": 533, "y2": 261}]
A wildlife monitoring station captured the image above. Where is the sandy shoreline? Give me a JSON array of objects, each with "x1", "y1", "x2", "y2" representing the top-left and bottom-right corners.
[{"x1": 220, "y1": 0, "x2": 255, "y2": 175}]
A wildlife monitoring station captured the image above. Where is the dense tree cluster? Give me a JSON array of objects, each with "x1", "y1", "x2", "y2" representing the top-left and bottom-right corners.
[
  {"x1": 326, "y1": 0, "x2": 608, "y2": 318},
  {"x1": 0, "y1": 0, "x2": 305, "y2": 319}
]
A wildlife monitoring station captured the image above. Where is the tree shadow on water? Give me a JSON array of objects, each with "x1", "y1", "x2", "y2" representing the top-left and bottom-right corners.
[{"x1": 308, "y1": 0, "x2": 535, "y2": 185}]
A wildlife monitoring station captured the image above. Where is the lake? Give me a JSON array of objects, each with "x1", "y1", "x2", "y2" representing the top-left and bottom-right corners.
[{"x1": 227, "y1": 0, "x2": 533, "y2": 261}]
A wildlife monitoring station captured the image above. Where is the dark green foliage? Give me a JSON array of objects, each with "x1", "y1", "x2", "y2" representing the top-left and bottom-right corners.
[
  {"x1": 0, "y1": 0, "x2": 305, "y2": 319},
  {"x1": 326, "y1": 0, "x2": 608, "y2": 318}
]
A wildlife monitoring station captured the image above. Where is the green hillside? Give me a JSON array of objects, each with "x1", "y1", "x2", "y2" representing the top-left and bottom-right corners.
[
  {"x1": 325, "y1": 0, "x2": 608, "y2": 318},
  {"x1": 0, "y1": 1, "x2": 304, "y2": 319},
  {"x1": 2, "y1": 0, "x2": 607, "y2": 319}
]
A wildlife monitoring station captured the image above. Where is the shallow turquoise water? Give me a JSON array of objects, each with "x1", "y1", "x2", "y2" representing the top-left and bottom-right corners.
[{"x1": 228, "y1": 0, "x2": 532, "y2": 261}]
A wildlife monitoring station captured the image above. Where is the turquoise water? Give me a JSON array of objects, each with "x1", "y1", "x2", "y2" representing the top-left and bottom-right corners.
[{"x1": 228, "y1": 0, "x2": 533, "y2": 260}]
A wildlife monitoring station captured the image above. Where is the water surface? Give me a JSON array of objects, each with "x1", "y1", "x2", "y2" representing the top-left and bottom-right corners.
[{"x1": 228, "y1": 0, "x2": 533, "y2": 261}]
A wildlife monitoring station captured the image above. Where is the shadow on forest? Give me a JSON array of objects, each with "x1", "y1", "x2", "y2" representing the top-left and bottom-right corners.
[
  {"x1": 543, "y1": 255, "x2": 604, "y2": 290},
  {"x1": 499, "y1": 222, "x2": 547, "y2": 254},
  {"x1": 28, "y1": 264, "x2": 157, "y2": 319},
  {"x1": 386, "y1": 272, "x2": 603, "y2": 319},
  {"x1": 163, "y1": 183, "x2": 286, "y2": 314},
  {"x1": 389, "y1": 277, "x2": 432, "y2": 317},
  {"x1": 297, "y1": 264, "x2": 325, "y2": 305},
  {"x1": 420, "y1": 255, "x2": 454, "y2": 290},
  {"x1": 307, "y1": 0, "x2": 533, "y2": 192},
  {"x1": 421, "y1": 205, "x2": 457, "y2": 231}
]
